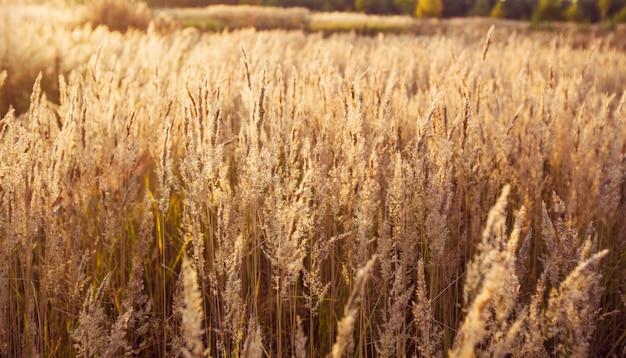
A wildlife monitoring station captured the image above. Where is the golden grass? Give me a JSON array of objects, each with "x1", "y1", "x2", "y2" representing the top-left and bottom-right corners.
[
  {"x1": 1, "y1": 4, "x2": 626, "y2": 357},
  {"x1": 81, "y1": 0, "x2": 152, "y2": 33},
  {"x1": 156, "y1": 5, "x2": 311, "y2": 31},
  {"x1": 309, "y1": 12, "x2": 416, "y2": 33}
]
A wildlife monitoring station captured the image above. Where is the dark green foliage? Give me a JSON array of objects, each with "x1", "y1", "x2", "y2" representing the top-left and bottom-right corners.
[
  {"x1": 563, "y1": 1, "x2": 584, "y2": 22},
  {"x1": 394, "y1": 0, "x2": 416, "y2": 14},
  {"x1": 355, "y1": 0, "x2": 398, "y2": 14},
  {"x1": 575, "y1": 0, "x2": 601, "y2": 22},
  {"x1": 442, "y1": 0, "x2": 474, "y2": 17},
  {"x1": 531, "y1": 0, "x2": 563, "y2": 22},
  {"x1": 498, "y1": 0, "x2": 535, "y2": 20},
  {"x1": 468, "y1": 0, "x2": 495, "y2": 16},
  {"x1": 616, "y1": 5, "x2": 626, "y2": 22}
]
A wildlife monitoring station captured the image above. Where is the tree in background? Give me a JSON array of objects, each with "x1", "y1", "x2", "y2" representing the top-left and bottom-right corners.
[
  {"x1": 442, "y1": 0, "x2": 474, "y2": 17},
  {"x1": 333, "y1": 0, "x2": 356, "y2": 11},
  {"x1": 598, "y1": 0, "x2": 611, "y2": 20},
  {"x1": 355, "y1": 0, "x2": 396, "y2": 13},
  {"x1": 572, "y1": 0, "x2": 600, "y2": 22},
  {"x1": 598, "y1": 0, "x2": 612, "y2": 21},
  {"x1": 615, "y1": 4, "x2": 626, "y2": 22},
  {"x1": 415, "y1": 0, "x2": 443, "y2": 17},
  {"x1": 469, "y1": 0, "x2": 495, "y2": 16},
  {"x1": 563, "y1": 0, "x2": 584, "y2": 21},
  {"x1": 577, "y1": 0, "x2": 626, "y2": 22},
  {"x1": 490, "y1": 0, "x2": 505, "y2": 17},
  {"x1": 355, "y1": 0, "x2": 371, "y2": 11},
  {"x1": 532, "y1": 0, "x2": 563, "y2": 21},
  {"x1": 498, "y1": 0, "x2": 536, "y2": 19},
  {"x1": 394, "y1": 0, "x2": 417, "y2": 14}
]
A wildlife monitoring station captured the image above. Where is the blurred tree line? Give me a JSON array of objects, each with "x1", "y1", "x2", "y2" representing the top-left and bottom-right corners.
[{"x1": 146, "y1": 0, "x2": 626, "y2": 23}]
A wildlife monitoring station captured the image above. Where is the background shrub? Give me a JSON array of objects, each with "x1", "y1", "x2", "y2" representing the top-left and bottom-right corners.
[{"x1": 82, "y1": 0, "x2": 152, "y2": 32}]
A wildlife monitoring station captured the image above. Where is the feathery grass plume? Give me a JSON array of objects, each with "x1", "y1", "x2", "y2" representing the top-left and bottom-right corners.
[
  {"x1": 157, "y1": 110, "x2": 175, "y2": 216},
  {"x1": 416, "y1": 92, "x2": 455, "y2": 261},
  {"x1": 179, "y1": 253, "x2": 205, "y2": 358},
  {"x1": 0, "y1": 70, "x2": 6, "y2": 89},
  {"x1": 355, "y1": 146, "x2": 381, "y2": 264},
  {"x1": 0, "y1": 260, "x2": 7, "y2": 357},
  {"x1": 179, "y1": 76, "x2": 228, "y2": 351},
  {"x1": 375, "y1": 190, "x2": 398, "y2": 356},
  {"x1": 385, "y1": 152, "x2": 421, "y2": 350},
  {"x1": 513, "y1": 273, "x2": 549, "y2": 358},
  {"x1": 0, "y1": 110, "x2": 23, "y2": 355},
  {"x1": 413, "y1": 259, "x2": 443, "y2": 358},
  {"x1": 262, "y1": 149, "x2": 312, "y2": 298},
  {"x1": 377, "y1": 266, "x2": 414, "y2": 357},
  {"x1": 450, "y1": 185, "x2": 525, "y2": 358},
  {"x1": 153, "y1": 97, "x2": 176, "y2": 355},
  {"x1": 482, "y1": 25, "x2": 495, "y2": 62},
  {"x1": 302, "y1": 226, "x2": 334, "y2": 355},
  {"x1": 593, "y1": 93, "x2": 625, "y2": 218},
  {"x1": 105, "y1": 265, "x2": 153, "y2": 357},
  {"x1": 293, "y1": 316, "x2": 307, "y2": 358},
  {"x1": 105, "y1": 298, "x2": 132, "y2": 356},
  {"x1": 179, "y1": 85, "x2": 208, "y2": 280},
  {"x1": 234, "y1": 44, "x2": 275, "y2": 354},
  {"x1": 330, "y1": 255, "x2": 376, "y2": 358},
  {"x1": 0, "y1": 152, "x2": 11, "y2": 357},
  {"x1": 222, "y1": 234, "x2": 245, "y2": 351},
  {"x1": 126, "y1": 264, "x2": 155, "y2": 354},
  {"x1": 376, "y1": 159, "x2": 396, "y2": 312},
  {"x1": 72, "y1": 273, "x2": 111, "y2": 358},
  {"x1": 0, "y1": 100, "x2": 14, "y2": 358},
  {"x1": 261, "y1": 145, "x2": 313, "y2": 356},
  {"x1": 241, "y1": 318, "x2": 263, "y2": 358},
  {"x1": 333, "y1": 77, "x2": 369, "y2": 262},
  {"x1": 302, "y1": 239, "x2": 331, "y2": 315},
  {"x1": 545, "y1": 249, "x2": 609, "y2": 357},
  {"x1": 417, "y1": 94, "x2": 465, "y2": 349},
  {"x1": 541, "y1": 192, "x2": 586, "y2": 287},
  {"x1": 493, "y1": 309, "x2": 526, "y2": 358},
  {"x1": 170, "y1": 263, "x2": 185, "y2": 358},
  {"x1": 0, "y1": 88, "x2": 39, "y2": 356}
]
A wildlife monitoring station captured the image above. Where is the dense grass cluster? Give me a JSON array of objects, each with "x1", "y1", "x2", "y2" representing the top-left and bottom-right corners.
[
  {"x1": 158, "y1": 5, "x2": 311, "y2": 32},
  {"x1": 2, "y1": 4, "x2": 626, "y2": 357}
]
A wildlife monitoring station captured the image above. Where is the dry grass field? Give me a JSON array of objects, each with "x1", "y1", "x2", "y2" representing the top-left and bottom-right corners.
[{"x1": 1, "y1": 3, "x2": 626, "y2": 357}]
